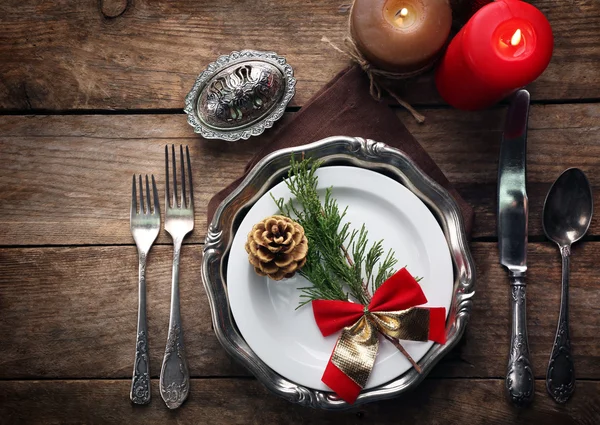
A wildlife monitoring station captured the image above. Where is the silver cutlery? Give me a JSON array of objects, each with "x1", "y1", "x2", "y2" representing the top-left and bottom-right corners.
[
  {"x1": 543, "y1": 168, "x2": 593, "y2": 403},
  {"x1": 497, "y1": 89, "x2": 535, "y2": 407},
  {"x1": 160, "y1": 145, "x2": 194, "y2": 409},
  {"x1": 130, "y1": 174, "x2": 161, "y2": 405}
]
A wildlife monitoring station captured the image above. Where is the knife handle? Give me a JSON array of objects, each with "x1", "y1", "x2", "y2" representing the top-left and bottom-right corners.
[{"x1": 506, "y1": 280, "x2": 535, "y2": 407}]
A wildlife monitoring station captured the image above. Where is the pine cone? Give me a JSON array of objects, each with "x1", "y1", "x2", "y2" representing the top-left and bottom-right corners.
[{"x1": 245, "y1": 215, "x2": 308, "y2": 281}]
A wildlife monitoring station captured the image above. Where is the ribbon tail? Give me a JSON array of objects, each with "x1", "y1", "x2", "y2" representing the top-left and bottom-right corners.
[
  {"x1": 322, "y1": 358, "x2": 362, "y2": 404},
  {"x1": 426, "y1": 307, "x2": 447, "y2": 344},
  {"x1": 321, "y1": 316, "x2": 379, "y2": 404}
]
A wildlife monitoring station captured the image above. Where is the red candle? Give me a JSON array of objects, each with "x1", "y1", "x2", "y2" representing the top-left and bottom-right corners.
[{"x1": 435, "y1": 0, "x2": 553, "y2": 110}]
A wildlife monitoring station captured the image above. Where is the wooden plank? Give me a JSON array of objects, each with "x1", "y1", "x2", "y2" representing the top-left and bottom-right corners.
[
  {"x1": 1, "y1": 104, "x2": 599, "y2": 245},
  {"x1": 1, "y1": 242, "x2": 599, "y2": 380},
  {"x1": 0, "y1": 245, "x2": 246, "y2": 380},
  {"x1": 399, "y1": 103, "x2": 600, "y2": 239},
  {"x1": 0, "y1": 0, "x2": 599, "y2": 110},
  {"x1": 0, "y1": 378, "x2": 598, "y2": 424},
  {"x1": 0, "y1": 119, "x2": 269, "y2": 246}
]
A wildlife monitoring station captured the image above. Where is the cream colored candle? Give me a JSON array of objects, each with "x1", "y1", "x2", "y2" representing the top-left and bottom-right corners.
[{"x1": 350, "y1": 0, "x2": 452, "y2": 73}]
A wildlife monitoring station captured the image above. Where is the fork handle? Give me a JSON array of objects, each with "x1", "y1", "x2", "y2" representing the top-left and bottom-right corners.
[
  {"x1": 160, "y1": 239, "x2": 190, "y2": 409},
  {"x1": 131, "y1": 252, "x2": 151, "y2": 405}
]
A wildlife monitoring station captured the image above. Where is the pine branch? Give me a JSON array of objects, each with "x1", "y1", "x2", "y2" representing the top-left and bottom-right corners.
[
  {"x1": 273, "y1": 156, "x2": 424, "y2": 373},
  {"x1": 381, "y1": 333, "x2": 423, "y2": 373},
  {"x1": 272, "y1": 156, "x2": 397, "y2": 307}
]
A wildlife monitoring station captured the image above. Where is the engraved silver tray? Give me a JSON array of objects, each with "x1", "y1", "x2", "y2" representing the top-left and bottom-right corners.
[
  {"x1": 202, "y1": 136, "x2": 475, "y2": 409},
  {"x1": 185, "y1": 50, "x2": 295, "y2": 141}
]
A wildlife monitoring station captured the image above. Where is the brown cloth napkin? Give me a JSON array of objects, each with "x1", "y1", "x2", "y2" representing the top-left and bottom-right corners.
[{"x1": 207, "y1": 65, "x2": 474, "y2": 234}]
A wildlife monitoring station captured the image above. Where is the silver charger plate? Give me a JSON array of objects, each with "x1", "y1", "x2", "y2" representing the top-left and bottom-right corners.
[{"x1": 202, "y1": 136, "x2": 475, "y2": 409}]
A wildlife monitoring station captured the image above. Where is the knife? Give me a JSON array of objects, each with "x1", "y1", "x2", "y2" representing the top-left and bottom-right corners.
[{"x1": 497, "y1": 89, "x2": 534, "y2": 407}]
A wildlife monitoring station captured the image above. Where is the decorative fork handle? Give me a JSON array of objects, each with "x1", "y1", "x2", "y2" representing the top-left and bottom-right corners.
[
  {"x1": 160, "y1": 239, "x2": 189, "y2": 409},
  {"x1": 546, "y1": 248, "x2": 575, "y2": 403},
  {"x1": 131, "y1": 252, "x2": 151, "y2": 405},
  {"x1": 506, "y1": 277, "x2": 535, "y2": 407}
]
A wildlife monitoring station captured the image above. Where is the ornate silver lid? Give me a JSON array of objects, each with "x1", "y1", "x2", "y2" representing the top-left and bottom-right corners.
[{"x1": 184, "y1": 50, "x2": 296, "y2": 141}]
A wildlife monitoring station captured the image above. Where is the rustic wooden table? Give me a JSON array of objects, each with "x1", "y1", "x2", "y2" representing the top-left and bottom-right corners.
[{"x1": 1, "y1": 0, "x2": 599, "y2": 423}]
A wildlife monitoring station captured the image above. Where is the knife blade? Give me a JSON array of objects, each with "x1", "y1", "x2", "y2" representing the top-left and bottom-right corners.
[
  {"x1": 498, "y1": 90, "x2": 529, "y2": 273},
  {"x1": 497, "y1": 89, "x2": 534, "y2": 407}
]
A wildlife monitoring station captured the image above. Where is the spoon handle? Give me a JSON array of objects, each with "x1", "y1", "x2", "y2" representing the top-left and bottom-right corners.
[
  {"x1": 506, "y1": 278, "x2": 535, "y2": 407},
  {"x1": 546, "y1": 246, "x2": 575, "y2": 403}
]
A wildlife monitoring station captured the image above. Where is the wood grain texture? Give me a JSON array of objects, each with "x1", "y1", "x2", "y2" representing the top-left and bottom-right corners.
[
  {"x1": 1, "y1": 104, "x2": 599, "y2": 245},
  {"x1": 0, "y1": 245, "x2": 245, "y2": 380},
  {"x1": 0, "y1": 0, "x2": 599, "y2": 111},
  {"x1": 1, "y1": 242, "x2": 599, "y2": 380},
  {"x1": 0, "y1": 0, "x2": 598, "y2": 420},
  {"x1": 1, "y1": 378, "x2": 599, "y2": 425}
]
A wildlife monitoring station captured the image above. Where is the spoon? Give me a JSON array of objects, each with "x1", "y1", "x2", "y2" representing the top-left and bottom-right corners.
[{"x1": 543, "y1": 168, "x2": 593, "y2": 403}]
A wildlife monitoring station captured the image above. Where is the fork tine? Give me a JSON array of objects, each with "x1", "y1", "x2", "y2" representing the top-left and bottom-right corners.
[
  {"x1": 186, "y1": 146, "x2": 193, "y2": 208},
  {"x1": 131, "y1": 174, "x2": 137, "y2": 216},
  {"x1": 138, "y1": 175, "x2": 145, "y2": 214},
  {"x1": 171, "y1": 144, "x2": 178, "y2": 208},
  {"x1": 180, "y1": 145, "x2": 186, "y2": 208},
  {"x1": 152, "y1": 175, "x2": 160, "y2": 215},
  {"x1": 145, "y1": 174, "x2": 152, "y2": 214},
  {"x1": 165, "y1": 145, "x2": 170, "y2": 209}
]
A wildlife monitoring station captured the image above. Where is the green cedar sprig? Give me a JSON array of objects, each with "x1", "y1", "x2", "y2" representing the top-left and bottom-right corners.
[{"x1": 272, "y1": 156, "x2": 398, "y2": 308}]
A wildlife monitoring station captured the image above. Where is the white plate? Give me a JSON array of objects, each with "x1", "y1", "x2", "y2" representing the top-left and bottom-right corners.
[{"x1": 227, "y1": 166, "x2": 453, "y2": 391}]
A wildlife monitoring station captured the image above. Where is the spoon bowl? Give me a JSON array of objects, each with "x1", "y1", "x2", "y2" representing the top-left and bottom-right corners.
[{"x1": 543, "y1": 168, "x2": 593, "y2": 248}]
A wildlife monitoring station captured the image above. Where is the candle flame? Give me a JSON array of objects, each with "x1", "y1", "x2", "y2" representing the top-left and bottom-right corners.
[
  {"x1": 395, "y1": 8, "x2": 409, "y2": 18},
  {"x1": 510, "y1": 29, "x2": 522, "y2": 46}
]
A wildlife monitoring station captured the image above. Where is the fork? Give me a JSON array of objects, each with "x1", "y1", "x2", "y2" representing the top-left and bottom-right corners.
[
  {"x1": 130, "y1": 174, "x2": 160, "y2": 405},
  {"x1": 159, "y1": 145, "x2": 194, "y2": 409}
]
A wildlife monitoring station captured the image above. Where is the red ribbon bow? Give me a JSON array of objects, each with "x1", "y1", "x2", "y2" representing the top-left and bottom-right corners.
[{"x1": 312, "y1": 268, "x2": 446, "y2": 404}]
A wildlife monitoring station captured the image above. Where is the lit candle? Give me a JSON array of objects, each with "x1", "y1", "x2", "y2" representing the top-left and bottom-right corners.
[
  {"x1": 351, "y1": 0, "x2": 452, "y2": 73},
  {"x1": 435, "y1": 0, "x2": 553, "y2": 110}
]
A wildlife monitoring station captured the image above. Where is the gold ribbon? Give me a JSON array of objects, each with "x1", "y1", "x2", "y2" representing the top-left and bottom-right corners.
[{"x1": 330, "y1": 307, "x2": 430, "y2": 388}]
